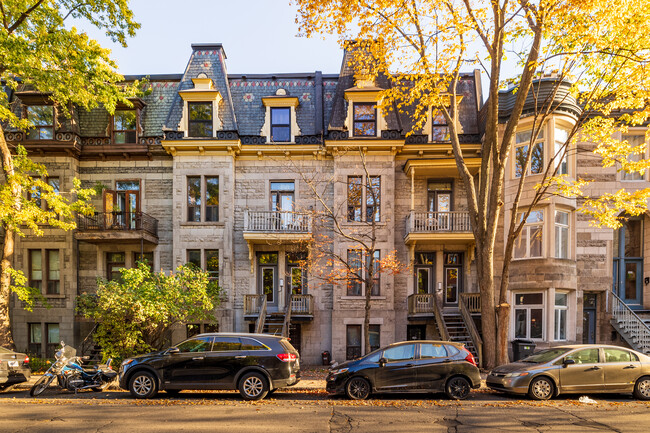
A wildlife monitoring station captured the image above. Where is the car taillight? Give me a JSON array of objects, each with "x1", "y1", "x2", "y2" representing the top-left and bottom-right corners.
[
  {"x1": 276, "y1": 353, "x2": 297, "y2": 362},
  {"x1": 23, "y1": 355, "x2": 29, "y2": 365},
  {"x1": 464, "y1": 350, "x2": 477, "y2": 367}
]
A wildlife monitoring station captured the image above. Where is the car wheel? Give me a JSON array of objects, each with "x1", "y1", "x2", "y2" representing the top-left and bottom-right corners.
[
  {"x1": 446, "y1": 376, "x2": 471, "y2": 400},
  {"x1": 238, "y1": 372, "x2": 268, "y2": 400},
  {"x1": 528, "y1": 376, "x2": 554, "y2": 401},
  {"x1": 633, "y1": 376, "x2": 650, "y2": 400},
  {"x1": 345, "y1": 377, "x2": 371, "y2": 400},
  {"x1": 129, "y1": 371, "x2": 158, "y2": 399},
  {"x1": 30, "y1": 375, "x2": 55, "y2": 397}
]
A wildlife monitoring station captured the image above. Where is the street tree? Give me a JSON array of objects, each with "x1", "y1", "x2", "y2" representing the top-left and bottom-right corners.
[
  {"x1": 295, "y1": 0, "x2": 650, "y2": 367},
  {"x1": 76, "y1": 261, "x2": 222, "y2": 363},
  {"x1": 0, "y1": 1, "x2": 141, "y2": 348},
  {"x1": 288, "y1": 149, "x2": 406, "y2": 357}
]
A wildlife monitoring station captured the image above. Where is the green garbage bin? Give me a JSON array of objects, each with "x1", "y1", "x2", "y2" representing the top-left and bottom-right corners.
[{"x1": 511, "y1": 339, "x2": 536, "y2": 361}]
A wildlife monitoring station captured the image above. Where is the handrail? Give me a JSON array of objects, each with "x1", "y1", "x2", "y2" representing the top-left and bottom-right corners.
[
  {"x1": 79, "y1": 323, "x2": 99, "y2": 356},
  {"x1": 255, "y1": 296, "x2": 267, "y2": 334},
  {"x1": 610, "y1": 291, "x2": 650, "y2": 354},
  {"x1": 405, "y1": 210, "x2": 472, "y2": 234},
  {"x1": 290, "y1": 294, "x2": 313, "y2": 315},
  {"x1": 460, "y1": 293, "x2": 481, "y2": 313},
  {"x1": 433, "y1": 295, "x2": 450, "y2": 341},
  {"x1": 77, "y1": 211, "x2": 158, "y2": 237},
  {"x1": 244, "y1": 210, "x2": 311, "y2": 233},
  {"x1": 459, "y1": 294, "x2": 483, "y2": 367}
]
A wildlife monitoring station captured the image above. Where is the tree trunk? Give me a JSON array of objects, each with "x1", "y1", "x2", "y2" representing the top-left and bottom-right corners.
[
  {"x1": 364, "y1": 275, "x2": 371, "y2": 355},
  {"x1": 0, "y1": 126, "x2": 18, "y2": 349},
  {"x1": 476, "y1": 246, "x2": 497, "y2": 369},
  {"x1": 496, "y1": 303, "x2": 510, "y2": 365}
]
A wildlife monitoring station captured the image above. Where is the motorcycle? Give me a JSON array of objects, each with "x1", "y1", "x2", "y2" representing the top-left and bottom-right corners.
[{"x1": 29, "y1": 342, "x2": 118, "y2": 397}]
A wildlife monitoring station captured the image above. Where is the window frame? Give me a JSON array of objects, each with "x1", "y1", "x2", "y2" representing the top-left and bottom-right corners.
[
  {"x1": 29, "y1": 248, "x2": 61, "y2": 295},
  {"x1": 186, "y1": 175, "x2": 220, "y2": 223},
  {"x1": 112, "y1": 109, "x2": 138, "y2": 144},
  {"x1": 186, "y1": 249, "x2": 220, "y2": 284},
  {"x1": 513, "y1": 292, "x2": 545, "y2": 341},
  {"x1": 554, "y1": 210, "x2": 570, "y2": 259},
  {"x1": 26, "y1": 105, "x2": 55, "y2": 140},
  {"x1": 187, "y1": 101, "x2": 214, "y2": 138},
  {"x1": 106, "y1": 252, "x2": 126, "y2": 281},
  {"x1": 352, "y1": 102, "x2": 377, "y2": 137},
  {"x1": 514, "y1": 127, "x2": 545, "y2": 178},
  {"x1": 554, "y1": 292, "x2": 568, "y2": 341},
  {"x1": 347, "y1": 175, "x2": 381, "y2": 222},
  {"x1": 514, "y1": 210, "x2": 544, "y2": 259},
  {"x1": 431, "y1": 108, "x2": 450, "y2": 142},
  {"x1": 346, "y1": 249, "x2": 381, "y2": 296},
  {"x1": 621, "y1": 133, "x2": 646, "y2": 181},
  {"x1": 270, "y1": 107, "x2": 291, "y2": 143}
]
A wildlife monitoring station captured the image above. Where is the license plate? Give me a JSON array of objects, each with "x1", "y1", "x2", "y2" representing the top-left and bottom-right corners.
[{"x1": 8, "y1": 360, "x2": 18, "y2": 367}]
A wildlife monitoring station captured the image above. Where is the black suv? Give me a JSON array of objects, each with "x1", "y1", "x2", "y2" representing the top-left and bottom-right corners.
[{"x1": 119, "y1": 333, "x2": 300, "y2": 400}]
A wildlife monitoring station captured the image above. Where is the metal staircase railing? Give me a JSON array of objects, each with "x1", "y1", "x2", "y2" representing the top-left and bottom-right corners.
[{"x1": 610, "y1": 291, "x2": 650, "y2": 354}]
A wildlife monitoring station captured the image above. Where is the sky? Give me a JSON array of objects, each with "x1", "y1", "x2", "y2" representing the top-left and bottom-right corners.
[{"x1": 74, "y1": 0, "x2": 345, "y2": 76}]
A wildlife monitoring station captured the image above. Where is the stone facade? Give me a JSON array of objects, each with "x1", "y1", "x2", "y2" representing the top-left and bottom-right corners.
[{"x1": 5, "y1": 42, "x2": 649, "y2": 365}]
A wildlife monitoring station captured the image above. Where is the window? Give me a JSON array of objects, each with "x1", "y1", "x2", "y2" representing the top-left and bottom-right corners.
[
  {"x1": 554, "y1": 292, "x2": 568, "y2": 341},
  {"x1": 29, "y1": 323, "x2": 59, "y2": 358},
  {"x1": 622, "y1": 134, "x2": 645, "y2": 181},
  {"x1": 368, "y1": 250, "x2": 380, "y2": 296},
  {"x1": 346, "y1": 325, "x2": 362, "y2": 360},
  {"x1": 187, "y1": 249, "x2": 201, "y2": 268},
  {"x1": 133, "y1": 252, "x2": 154, "y2": 271},
  {"x1": 206, "y1": 250, "x2": 219, "y2": 281},
  {"x1": 188, "y1": 102, "x2": 213, "y2": 137},
  {"x1": 106, "y1": 252, "x2": 125, "y2": 281},
  {"x1": 366, "y1": 176, "x2": 380, "y2": 222},
  {"x1": 26, "y1": 105, "x2": 54, "y2": 140},
  {"x1": 347, "y1": 176, "x2": 362, "y2": 222},
  {"x1": 555, "y1": 211, "x2": 569, "y2": 259},
  {"x1": 384, "y1": 344, "x2": 416, "y2": 361},
  {"x1": 347, "y1": 249, "x2": 362, "y2": 296},
  {"x1": 514, "y1": 210, "x2": 544, "y2": 259},
  {"x1": 29, "y1": 249, "x2": 60, "y2": 295},
  {"x1": 177, "y1": 337, "x2": 213, "y2": 352},
  {"x1": 554, "y1": 127, "x2": 569, "y2": 175},
  {"x1": 45, "y1": 177, "x2": 59, "y2": 210},
  {"x1": 46, "y1": 323, "x2": 60, "y2": 358},
  {"x1": 287, "y1": 252, "x2": 308, "y2": 295},
  {"x1": 205, "y1": 177, "x2": 219, "y2": 222},
  {"x1": 515, "y1": 128, "x2": 544, "y2": 177},
  {"x1": 604, "y1": 348, "x2": 637, "y2": 363},
  {"x1": 421, "y1": 343, "x2": 447, "y2": 358},
  {"x1": 514, "y1": 293, "x2": 544, "y2": 340},
  {"x1": 240, "y1": 338, "x2": 269, "y2": 351},
  {"x1": 347, "y1": 175, "x2": 381, "y2": 222},
  {"x1": 187, "y1": 176, "x2": 201, "y2": 222},
  {"x1": 270, "y1": 107, "x2": 291, "y2": 142},
  {"x1": 353, "y1": 103, "x2": 377, "y2": 137},
  {"x1": 212, "y1": 337, "x2": 242, "y2": 351},
  {"x1": 565, "y1": 348, "x2": 599, "y2": 364},
  {"x1": 187, "y1": 176, "x2": 219, "y2": 222},
  {"x1": 431, "y1": 109, "x2": 450, "y2": 142},
  {"x1": 369, "y1": 325, "x2": 380, "y2": 352},
  {"x1": 113, "y1": 110, "x2": 137, "y2": 144}
]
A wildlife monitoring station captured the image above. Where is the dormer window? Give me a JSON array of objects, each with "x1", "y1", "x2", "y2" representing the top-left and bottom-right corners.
[
  {"x1": 431, "y1": 109, "x2": 450, "y2": 142},
  {"x1": 27, "y1": 106, "x2": 54, "y2": 140},
  {"x1": 353, "y1": 103, "x2": 377, "y2": 137},
  {"x1": 188, "y1": 102, "x2": 213, "y2": 137},
  {"x1": 270, "y1": 107, "x2": 291, "y2": 142},
  {"x1": 113, "y1": 110, "x2": 137, "y2": 144}
]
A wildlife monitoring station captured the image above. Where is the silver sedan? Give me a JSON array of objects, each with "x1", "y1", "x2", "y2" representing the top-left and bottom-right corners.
[{"x1": 487, "y1": 344, "x2": 650, "y2": 400}]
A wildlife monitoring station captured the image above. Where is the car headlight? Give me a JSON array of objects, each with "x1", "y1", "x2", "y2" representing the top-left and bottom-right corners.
[
  {"x1": 504, "y1": 372, "x2": 529, "y2": 378},
  {"x1": 331, "y1": 367, "x2": 349, "y2": 375},
  {"x1": 121, "y1": 358, "x2": 134, "y2": 367}
]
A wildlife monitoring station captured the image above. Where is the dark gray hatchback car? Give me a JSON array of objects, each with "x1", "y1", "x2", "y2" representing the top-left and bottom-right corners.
[{"x1": 119, "y1": 333, "x2": 300, "y2": 400}]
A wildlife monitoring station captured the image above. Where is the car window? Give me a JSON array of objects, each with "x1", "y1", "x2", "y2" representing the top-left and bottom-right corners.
[
  {"x1": 176, "y1": 337, "x2": 213, "y2": 353},
  {"x1": 444, "y1": 345, "x2": 460, "y2": 356},
  {"x1": 212, "y1": 337, "x2": 242, "y2": 352},
  {"x1": 365, "y1": 352, "x2": 381, "y2": 363},
  {"x1": 522, "y1": 348, "x2": 571, "y2": 363},
  {"x1": 240, "y1": 338, "x2": 269, "y2": 351},
  {"x1": 604, "y1": 348, "x2": 634, "y2": 363},
  {"x1": 383, "y1": 344, "x2": 415, "y2": 361},
  {"x1": 565, "y1": 348, "x2": 599, "y2": 364},
  {"x1": 420, "y1": 343, "x2": 447, "y2": 358}
]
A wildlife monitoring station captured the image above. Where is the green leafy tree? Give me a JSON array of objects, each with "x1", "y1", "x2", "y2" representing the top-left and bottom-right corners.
[
  {"x1": 0, "y1": 1, "x2": 141, "y2": 348},
  {"x1": 77, "y1": 262, "x2": 222, "y2": 363}
]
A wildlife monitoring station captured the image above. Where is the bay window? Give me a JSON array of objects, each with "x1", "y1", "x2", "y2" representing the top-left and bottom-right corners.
[
  {"x1": 514, "y1": 293, "x2": 544, "y2": 340},
  {"x1": 514, "y1": 210, "x2": 544, "y2": 259}
]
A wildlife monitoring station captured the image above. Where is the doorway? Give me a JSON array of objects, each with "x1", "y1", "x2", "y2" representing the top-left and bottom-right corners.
[
  {"x1": 613, "y1": 218, "x2": 643, "y2": 309},
  {"x1": 407, "y1": 324, "x2": 427, "y2": 341},
  {"x1": 257, "y1": 252, "x2": 278, "y2": 309},
  {"x1": 103, "y1": 180, "x2": 140, "y2": 229},
  {"x1": 428, "y1": 181, "x2": 452, "y2": 230},
  {"x1": 583, "y1": 293, "x2": 597, "y2": 344},
  {"x1": 271, "y1": 181, "x2": 295, "y2": 229},
  {"x1": 444, "y1": 253, "x2": 463, "y2": 307}
]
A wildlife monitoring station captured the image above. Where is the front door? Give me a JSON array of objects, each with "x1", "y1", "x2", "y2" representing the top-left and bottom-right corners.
[
  {"x1": 443, "y1": 253, "x2": 463, "y2": 307},
  {"x1": 428, "y1": 182, "x2": 452, "y2": 231},
  {"x1": 415, "y1": 267, "x2": 432, "y2": 295},
  {"x1": 271, "y1": 181, "x2": 295, "y2": 229},
  {"x1": 613, "y1": 218, "x2": 644, "y2": 309},
  {"x1": 559, "y1": 348, "x2": 604, "y2": 393},
  {"x1": 258, "y1": 253, "x2": 278, "y2": 309},
  {"x1": 375, "y1": 343, "x2": 418, "y2": 391},
  {"x1": 583, "y1": 294, "x2": 597, "y2": 344},
  {"x1": 116, "y1": 181, "x2": 140, "y2": 229}
]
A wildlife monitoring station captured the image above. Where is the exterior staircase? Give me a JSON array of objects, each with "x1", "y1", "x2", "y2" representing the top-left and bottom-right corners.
[
  {"x1": 79, "y1": 324, "x2": 103, "y2": 365},
  {"x1": 442, "y1": 313, "x2": 479, "y2": 361},
  {"x1": 610, "y1": 292, "x2": 650, "y2": 354}
]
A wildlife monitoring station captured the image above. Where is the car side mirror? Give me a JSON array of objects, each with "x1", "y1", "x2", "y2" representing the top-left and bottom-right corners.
[
  {"x1": 563, "y1": 358, "x2": 575, "y2": 367},
  {"x1": 167, "y1": 347, "x2": 180, "y2": 355},
  {"x1": 378, "y1": 357, "x2": 387, "y2": 367}
]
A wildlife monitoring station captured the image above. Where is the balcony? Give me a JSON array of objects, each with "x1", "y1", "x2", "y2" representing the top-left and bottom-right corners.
[
  {"x1": 75, "y1": 211, "x2": 159, "y2": 244},
  {"x1": 244, "y1": 294, "x2": 314, "y2": 320},
  {"x1": 404, "y1": 211, "x2": 474, "y2": 245},
  {"x1": 243, "y1": 210, "x2": 312, "y2": 245}
]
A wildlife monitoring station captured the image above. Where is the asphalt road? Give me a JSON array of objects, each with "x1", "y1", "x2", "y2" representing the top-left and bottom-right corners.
[{"x1": 1, "y1": 387, "x2": 649, "y2": 432}]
